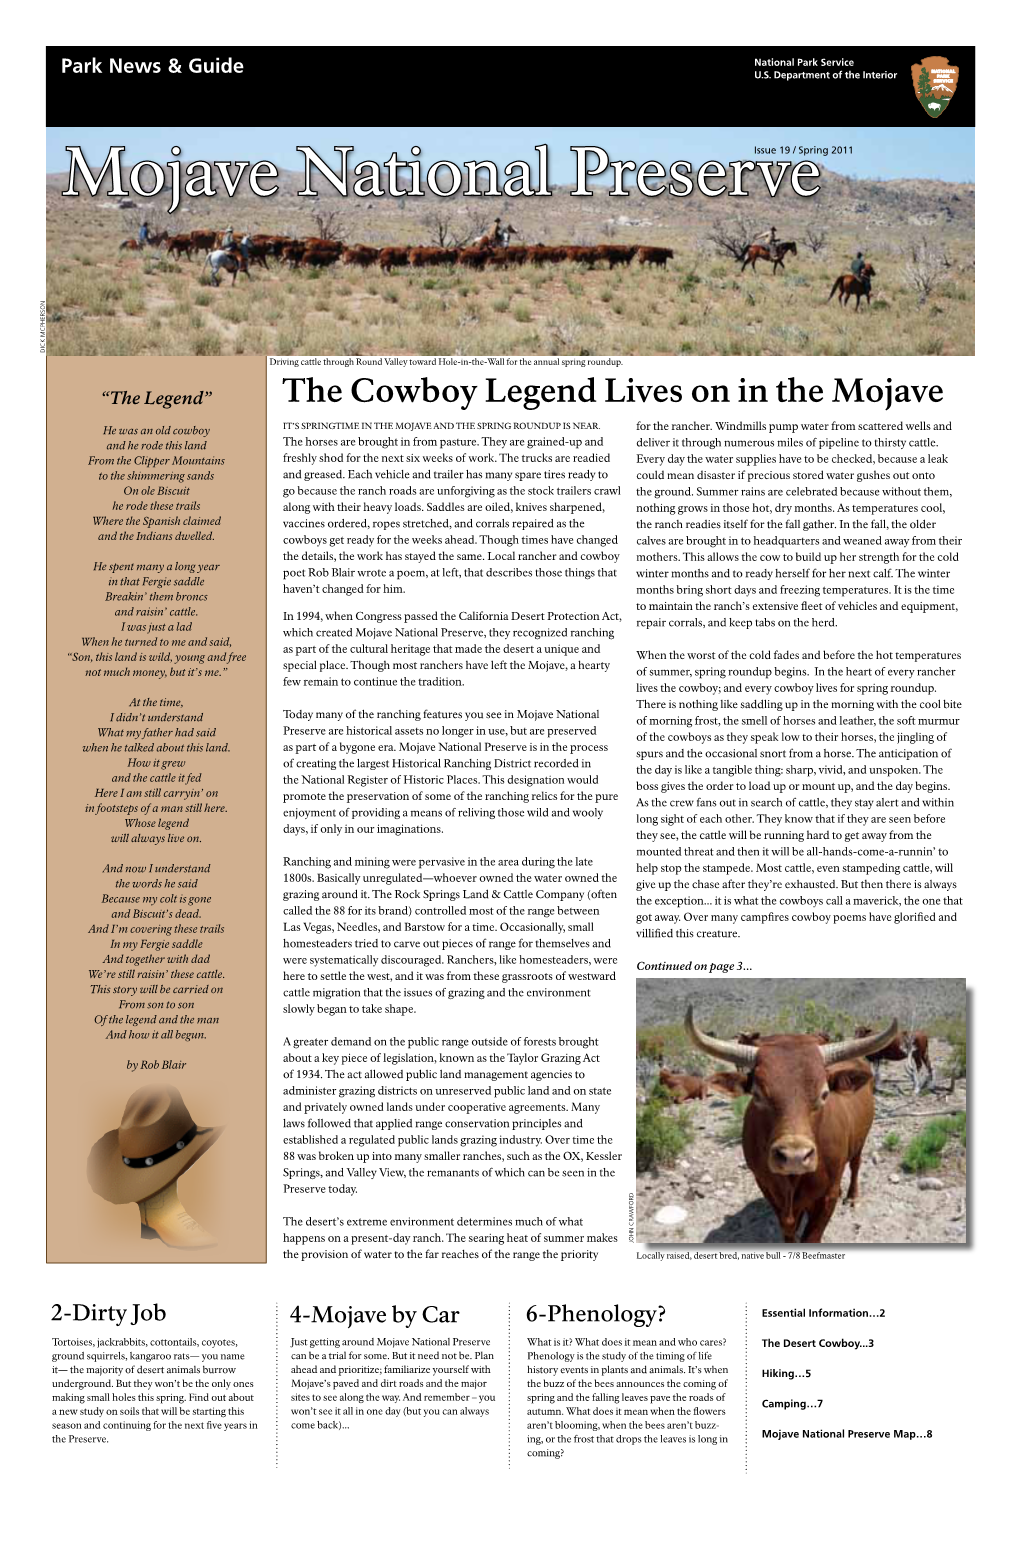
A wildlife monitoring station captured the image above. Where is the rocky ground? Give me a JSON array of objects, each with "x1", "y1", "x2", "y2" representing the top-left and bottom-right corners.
[{"x1": 637, "y1": 1039, "x2": 967, "y2": 1246}]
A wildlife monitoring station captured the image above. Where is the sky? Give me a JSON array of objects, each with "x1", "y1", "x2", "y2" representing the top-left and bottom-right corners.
[{"x1": 47, "y1": 126, "x2": 976, "y2": 185}]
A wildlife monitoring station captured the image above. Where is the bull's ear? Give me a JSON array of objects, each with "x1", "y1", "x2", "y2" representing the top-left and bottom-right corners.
[
  {"x1": 707, "y1": 1071, "x2": 751, "y2": 1099},
  {"x1": 827, "y1": 1065, "x2": 873, "y2": 1095}
]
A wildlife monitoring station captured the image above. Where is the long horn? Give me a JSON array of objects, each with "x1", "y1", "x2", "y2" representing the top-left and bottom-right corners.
[
  {"x1": 684, "y1": 1006, "x2": 757, "y2": 1068},
  {"x1": 820, "y1": 1018, "x2": 900, "y2": 1065}
]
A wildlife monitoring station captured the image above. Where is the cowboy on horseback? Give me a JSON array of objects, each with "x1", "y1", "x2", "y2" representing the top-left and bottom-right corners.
[
  {"x1": 850, "y1": 251, "x2": 871, "y2": 296},
  {"x1": 473, "y1": 217, "x2": 503, "y2": 249},
  {"x1": 757, "y1": 225, "x2": 780, "y2": 261},
  {"x1": 139, "y1": 220, "x2": 149, "y2": 246}
]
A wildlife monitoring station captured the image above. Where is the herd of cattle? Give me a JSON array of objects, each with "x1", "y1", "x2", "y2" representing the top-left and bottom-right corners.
[
  {"x1": 122, "y1": 230, "x2": 676, "y2": 278},
  {"x1": 649, "y1": 1008, "x2": 948, "y2": 1243}
]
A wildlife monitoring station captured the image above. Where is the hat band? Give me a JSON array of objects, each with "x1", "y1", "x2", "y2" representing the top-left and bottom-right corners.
[{"x1": 122, "y1": 1123, "x2": 198, "y2": 1170}]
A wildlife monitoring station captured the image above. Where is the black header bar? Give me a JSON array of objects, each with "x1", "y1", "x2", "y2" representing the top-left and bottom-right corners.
[{"x1": 48, "y1": 46, "x2": 975, "y2": 127}]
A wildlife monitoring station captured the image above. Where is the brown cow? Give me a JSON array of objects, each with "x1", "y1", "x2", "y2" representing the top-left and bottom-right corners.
[
  {"x1": 189, "y1": 230, "x2": 220, "y2": 253},
  {"x1": 659, "y1": 1070, "x2": 708, "y2": 1102},
  {"x1": 737, "y1": 1030, "x2": 830, "y2": 1045},
  {"x1": 485, "y1": 247, "x2": 523, "y2": 267},
  {"x1": 247, "y1": 235, "x2": 290, "y2": 263},
  {"x1": 854, "y1": 1025, "x2": 932, "y2": 1092},
  {"x1": 637, "y1": 246, "x2": 674, "y2": 267},
  {"x1": 302, "y1": 245, "x2": 343, "y2": 268},
  {"x1": 526, "y1": 245, "x2": 569, "y2": 265},
  {"x1": 686, "y1": 1007, "x2": 898, "y2": 1242},
  {"x1": 658, "y1": 1067, "x2": 750, "y2": 1102},
  {"x1": 457, "y1": 247, "x2": 490, "y2": 269},
  {"x1": 408, "y1": 246, "x2": 453, "y2": 268},
  {"x1": 706, "y1": 1071, "x2": 754, "y2": 1099},
  {"x1": 162, "y1": 234, "x2": 194, "y2": 261},
  {"x1": 592, "y1": 244, "x2": 637, "y2": 268},
  {"x1": 379, "y1": 246, "x2": 409, "y2": 273}
]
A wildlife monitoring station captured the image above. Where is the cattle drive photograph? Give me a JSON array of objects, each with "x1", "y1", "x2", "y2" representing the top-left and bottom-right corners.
[
  {"x1": 636, "y1": 978, "x2": 967, "y2": 1245},
  {"x1": 46, "y1": 127, "x2": 974, "y2": 357}
]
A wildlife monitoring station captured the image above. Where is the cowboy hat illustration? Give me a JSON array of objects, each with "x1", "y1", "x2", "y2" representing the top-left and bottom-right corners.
[{"x1": 87, "y1": 1084, "x2": 224, "y2": 1249}]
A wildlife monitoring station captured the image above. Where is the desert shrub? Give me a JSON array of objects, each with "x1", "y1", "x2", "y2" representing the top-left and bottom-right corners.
[
  {"x1": 636, "y1": 1033, "x2": 666, "y2": 1062},
  {"x1": 943, "y1": 1019, "x2": 967, "y2": 1078},
  {"x1": 883, "y1": 1132, "x2": 901, "y2": 1151},
  {"x1": 722, "y1": 1095, "x2": 751, "y2": 1144},
  {"x1": 904, "y1": 239, "x2": 950, "y2": 302},
  {"x1": 49, "y1": 320, "x2": 138, "y2": 355},
  {"x1": 771, "y1": 998, "x2": 856, "y2": 1041},
  {"x1": 635, "y1": 1057, "x2": 661, "y2": 1091},
  {"x1": 773, "y1": 325, "x2": 811, "y2": 349},
  {"x1": 636, "y1": 1100, "x2": 692, "y2": 1173},
  {"x1": 901, "y1": 1113, "x2": 966, "y2": 1173}
]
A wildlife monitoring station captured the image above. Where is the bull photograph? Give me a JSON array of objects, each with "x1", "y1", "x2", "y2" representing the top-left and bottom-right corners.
[
  {"x1": 46, "y1": 126, "x2": 974, "y2": 358},
  {"x1": 636, "y1": 978, "x2": 967, "y2": 1245}
]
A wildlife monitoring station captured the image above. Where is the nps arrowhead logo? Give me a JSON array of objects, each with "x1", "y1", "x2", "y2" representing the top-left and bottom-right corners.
[{"x1": 911, "y1": 56, "x2": 959, "y2": 120}]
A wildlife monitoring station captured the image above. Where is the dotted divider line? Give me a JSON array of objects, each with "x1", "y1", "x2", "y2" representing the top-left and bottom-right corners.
[{"x1": 744, "y1": 1301, "x2": 748, "y2": 1474}]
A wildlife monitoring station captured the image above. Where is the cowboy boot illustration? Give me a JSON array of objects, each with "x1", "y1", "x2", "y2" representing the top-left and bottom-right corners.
[
  {"x1": 138, "y1": 1179, "x2": 217, "y2": 1249},
  {"x1": 88, "y1": 1085, "x2": 224, "y2": 1250}
]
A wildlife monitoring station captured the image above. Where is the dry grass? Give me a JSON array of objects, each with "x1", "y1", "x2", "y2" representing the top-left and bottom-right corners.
[{"x1": 45, "y1": 176, "x2": 975, "y2": 358}]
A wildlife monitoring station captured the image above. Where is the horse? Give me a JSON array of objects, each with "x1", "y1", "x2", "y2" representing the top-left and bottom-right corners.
[
  {"x1": 740, "y1": 240, "x2": 798, "y2": 274},
  {"x1": 827, "y1": 263, "x2": 876, "y2": 310},
  {"x1": 205, "y1": 250, "x2": 250, "y2": 287},
  {"x1": 470, "y1": 222, "x2": 520, "y2": 251}
]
